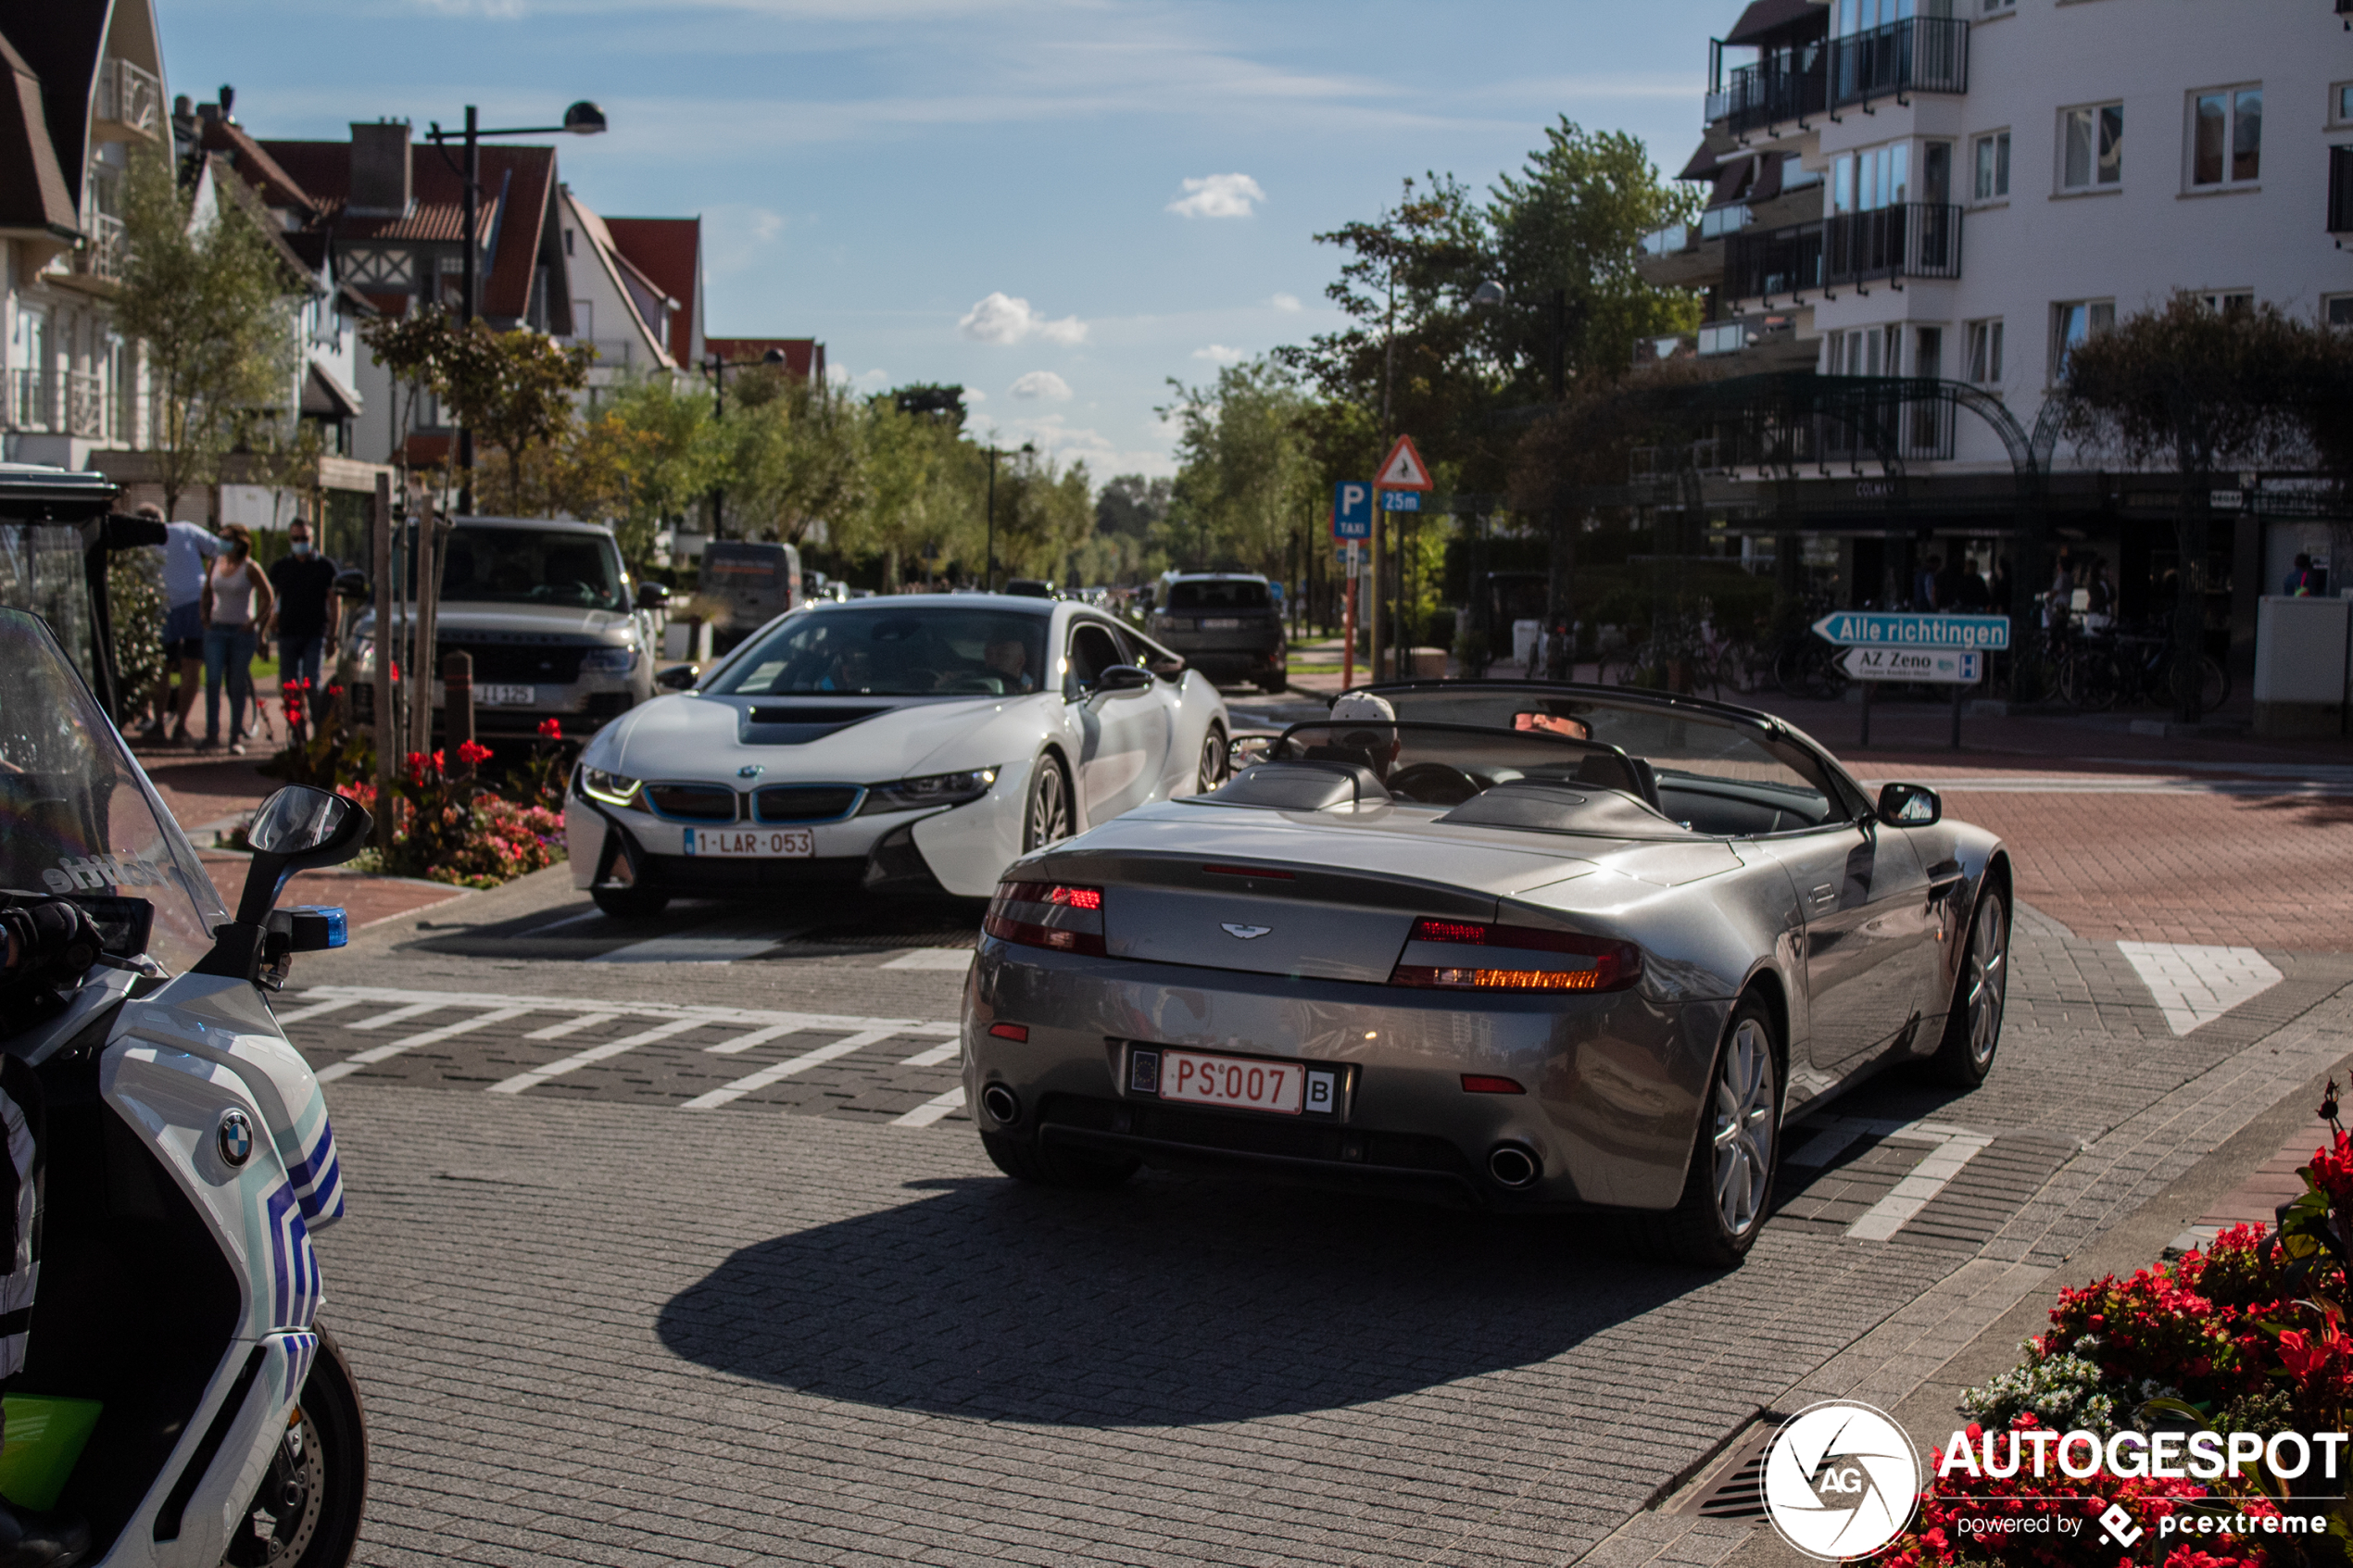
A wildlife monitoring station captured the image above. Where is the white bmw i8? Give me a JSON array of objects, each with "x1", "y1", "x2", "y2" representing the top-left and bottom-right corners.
[{"x1": 565, "y1": 595, "x2": 1234, "y2": 916}]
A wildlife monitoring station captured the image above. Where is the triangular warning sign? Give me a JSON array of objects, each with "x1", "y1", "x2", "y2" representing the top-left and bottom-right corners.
[{"x1": 1375, "y1": 434, "x2": 1433, "y2": 491}]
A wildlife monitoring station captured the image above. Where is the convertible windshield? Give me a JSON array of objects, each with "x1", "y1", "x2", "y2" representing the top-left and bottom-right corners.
[
  {"x1": 440, "y1": 528, "x2": 629, "y2": 613},
  {"x1": 0, "y1": 608, "x2": 226, "y2": 975},
  {"x1": 710, "y1": 604, "x2": 1052, "y2": 697}
]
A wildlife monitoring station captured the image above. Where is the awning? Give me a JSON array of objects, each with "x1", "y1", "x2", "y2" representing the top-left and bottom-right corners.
[
  {"x1": 302, "y1": 360, "x2": 363, "y2": 420},
  {"x1": 1725, "y1": 0, "x2": 1826, "y2": 46},
  {"x1": 1678, "y1": 141, "x2": 1726, "y2": 182}
]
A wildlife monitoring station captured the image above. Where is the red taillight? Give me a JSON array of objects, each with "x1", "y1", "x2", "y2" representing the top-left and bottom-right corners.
[
  {"x1": 984, "y1": 880, "x2": 1108, "y2": 957},
  {"x1": 1461, "y1": 1074, "x2": 1526, "y2": 1094},
  {"x1": 1390, "y1": 917, "x2": 1641, "y2": 993},
  {"x1": 989, "y1": 1022, "x2": 1029, "y2": 1041}
]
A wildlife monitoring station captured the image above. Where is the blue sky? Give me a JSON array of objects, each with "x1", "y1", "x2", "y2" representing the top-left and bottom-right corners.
[{"x1": 163, "y1": 0, "x2": 1736, "y2": 478}]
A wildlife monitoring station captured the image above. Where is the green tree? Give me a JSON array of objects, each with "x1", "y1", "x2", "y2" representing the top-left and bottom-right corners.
[
  {"x1": 554, "y1": 373, "x2": 724, "y2": 568},
  {"x1": 1162, "y1": 357, "x2": 1320, "y2": 577},
  {"x1": 360, "y1": 310, "x2": 590, "y2": 512},
  {"x1": 114, "y1": 148, "x2": 298, "y2": 518},
  {"x1": 724, "y1": 370, "x2": 867, "y2": 544},
  {"x1": 849, "y1": 395, "x2": 972, "y2": 590},
  {"x1": 983, "y1": 445, "x2": 1095, "y2": 584}
]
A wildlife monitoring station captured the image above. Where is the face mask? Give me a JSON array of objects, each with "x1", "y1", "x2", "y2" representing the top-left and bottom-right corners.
[{"x1": 291, "y1": 542, "x2": 313, "y2": 557}]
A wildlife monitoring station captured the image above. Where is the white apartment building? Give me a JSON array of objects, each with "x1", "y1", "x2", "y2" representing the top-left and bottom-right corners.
[{"x1": 1636, "y1": 0, "x2": 2353, "y2": 652}]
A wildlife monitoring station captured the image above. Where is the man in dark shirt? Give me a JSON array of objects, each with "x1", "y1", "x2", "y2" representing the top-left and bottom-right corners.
[{"x1": 265, "y1": 518, "x2": 340, "y2": 695}]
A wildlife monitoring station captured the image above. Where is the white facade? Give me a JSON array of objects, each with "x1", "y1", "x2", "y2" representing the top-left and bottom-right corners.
[{"x1": 556, "y1": 186, "x2": 681, "y2": 401}]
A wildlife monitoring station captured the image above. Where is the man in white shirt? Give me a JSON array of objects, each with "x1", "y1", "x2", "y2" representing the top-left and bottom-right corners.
[{"x1": 152, "y1": 509, "x2": 222, "y2": 745}]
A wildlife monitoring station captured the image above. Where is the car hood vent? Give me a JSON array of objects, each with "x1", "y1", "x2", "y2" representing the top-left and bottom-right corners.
[{"x1": 740, "y1": 702, "x2": 896, "y2": 746}]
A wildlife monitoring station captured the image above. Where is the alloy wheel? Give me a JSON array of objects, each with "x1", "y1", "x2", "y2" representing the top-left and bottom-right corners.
[
  {"x1": 1965, "y1": 896, "x2": 2007, "y2": 1068},
  {"x1": 1711, "y1": 1019, "x2": 1776, "y2": 1237},
  {"x1": 1025, "y1": 762, "x2": 1072, "y2": 851},
  {"x1": 1196, "y1": 730, "x2": 1226, "y2": 793}
]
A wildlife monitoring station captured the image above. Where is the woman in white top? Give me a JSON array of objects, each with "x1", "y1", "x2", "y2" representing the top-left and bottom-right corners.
[{"x1": 199, "y1": 522, "x2": 276, "y2": 754}]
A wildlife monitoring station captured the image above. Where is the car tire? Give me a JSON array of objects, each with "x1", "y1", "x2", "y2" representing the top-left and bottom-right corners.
[
  {"x1": 1021, "y1": 754, "x2": 1075, "y2": 852},
  {"x1": 1195, "y1": 724, "x2": 1227, "y2": 794},
  {"x1": 1634, "y1": 992, "x2": 1780, "y2": 1270},
  {"x1": 1930, "y1": 882, "x2": 2008, "y2": 1087},
  {"x1": 980, "y1": 1130, "x2": 1139, "y2": 1190},
  {"x1": 591, "y1": 885, "x2": 671, "y2": 920}
]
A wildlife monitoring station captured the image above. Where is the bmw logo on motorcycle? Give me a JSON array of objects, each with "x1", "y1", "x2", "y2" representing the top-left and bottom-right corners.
[{"x1": 217, "y1": 1108, "x2": 255, "y2": 1166}]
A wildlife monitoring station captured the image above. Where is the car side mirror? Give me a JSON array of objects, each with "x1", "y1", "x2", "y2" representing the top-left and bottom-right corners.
[
  {"x1": 1096, "y1": 663, "x2": 1153, "y2": 696},
  {"x1": 1876, "y1": 782, "x2": 1942, "y2": 827},
  {"x1": 654, "y1": 663, "x2": 698, "y2": 692},
  {"x1": 636, "y1": 582, "x2": 672, "y2": 611},
  {"x1": 1228, "y1": 734, "x2": 1274, "y2": 771}
]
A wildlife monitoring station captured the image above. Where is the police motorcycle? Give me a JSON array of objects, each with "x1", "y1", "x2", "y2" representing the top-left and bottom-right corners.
[{"x1": 0, "y1": 606, "x2": 367, "y2": 1567}]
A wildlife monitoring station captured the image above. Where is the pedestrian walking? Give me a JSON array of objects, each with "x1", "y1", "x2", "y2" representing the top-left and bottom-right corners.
[
  {"x1": 266, "y1": 515, "x2": 340, "y2": 693},
  {"x1": 198, "y1": 523, "x2": 274, "y2": 755},
  {"x1": 1916, "y1": 555, "x2": 1944, "y2": 610},
  {"x1": 151, "y1": 508, "x2": 223, "y2": 745}
]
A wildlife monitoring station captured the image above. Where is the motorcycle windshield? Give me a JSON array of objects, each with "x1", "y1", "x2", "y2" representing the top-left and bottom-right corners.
[{"x1": 0, "y1": 608, "x2": 226, "y2": 976}]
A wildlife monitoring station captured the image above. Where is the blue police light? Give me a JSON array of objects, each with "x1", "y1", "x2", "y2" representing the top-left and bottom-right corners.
[{"x1": 291, "y1": 906, "x2": 349, "y2": 948}]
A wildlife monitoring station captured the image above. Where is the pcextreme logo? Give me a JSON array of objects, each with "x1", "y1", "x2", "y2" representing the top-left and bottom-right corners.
[{"x1": 1763, "y1": 1401, "x2": 1921, "y2": 1561}]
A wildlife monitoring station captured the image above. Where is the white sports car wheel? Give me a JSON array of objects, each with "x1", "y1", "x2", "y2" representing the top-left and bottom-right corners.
[{"x1": 1023, "y1": 758, "x2": 1074, "y2": 852}]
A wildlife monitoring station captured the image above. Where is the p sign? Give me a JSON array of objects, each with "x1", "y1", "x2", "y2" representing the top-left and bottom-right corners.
[{"x1": 1332, "y1": 482, "x2": 1372, "y2": 541}]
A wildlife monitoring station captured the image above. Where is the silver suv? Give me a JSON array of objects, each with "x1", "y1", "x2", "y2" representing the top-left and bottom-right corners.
[{"x1": 342, "y1": 516, "x2": 659, "y2": 738}]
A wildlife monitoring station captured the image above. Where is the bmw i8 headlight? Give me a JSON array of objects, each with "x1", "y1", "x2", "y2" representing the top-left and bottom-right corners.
[
  {"x1": 581, "y1": 767, "x2": 644, "y2": 807},
  {"x1": 860, "y1": 767, "x2": 1000, "y2": 814}
]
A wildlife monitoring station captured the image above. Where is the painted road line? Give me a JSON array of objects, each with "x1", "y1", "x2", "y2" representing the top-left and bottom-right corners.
[
  {"x1": 1785, "y1": 1124, "x2": 1867, "y2": 1169},
  {"x1": 891, "y1": 1085, "x2": 967, "y2": 1128},
  {"x1": 1846, "y1": 1130, "x2": 1995, "y2": 1241},
  {"x1": 681, "y1": 1029, "x2": 901, "y2": 1110},
  {"x1": 272, "y1": 997, "x2": 363, "y2": 1027},
  {"x1": 487, "y1": 1016, "x2": 713, "y2": 1096},
  {"x1": 318, "y1": 1007, "x2": 531, "y2": 1084},
  {"x1": 345, "y1": 1001, "x2": 445, "y2": 1033},
  {"x1": 525, "y1": 1012, "x2": 618, "y2": 1041},
  {"x1": 588, "y1": 934, "x2": 784, "y2": 965},
  {"x1": 2118, "y1": 942, "x2": 2286, "y2": 1036},
  {"x1": 705, "y1": 1022, "x2": 805, "y2": 1057},
  {"x1": 881, "y1": 948, "x2": 975, "y2": 972},
  {"x1": 525, "y1": 909, "x2": 609, "y2": 935},
  {"x1": 278, "y1": 985, "x2": 950, "y2": 1038},
  {"x1": 900, "y1": 1041, "x2": 962, "y2": 1068}
]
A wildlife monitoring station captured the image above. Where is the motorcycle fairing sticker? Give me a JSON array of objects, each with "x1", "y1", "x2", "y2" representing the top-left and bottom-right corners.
[
  {"x1": 278, "y1": 1098, "x2": 345, "y2": 1226},
  {"x1": 262, "y1": 1183, "x2": 321, "y2": 1330}
]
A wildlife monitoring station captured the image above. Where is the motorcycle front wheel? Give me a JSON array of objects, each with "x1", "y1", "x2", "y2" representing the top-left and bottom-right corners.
[{"x1": 224, "y1": 1326, "x2": 368, "y2": 1568}]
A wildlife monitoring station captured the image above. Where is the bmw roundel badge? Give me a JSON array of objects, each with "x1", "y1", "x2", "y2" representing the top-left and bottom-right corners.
[
  {"x1": 738, "y1": 764, "x2": 765, "y2": 779},
  {"x1": 217, "y1": 1109, "x2": 254, "y2": 1167}
]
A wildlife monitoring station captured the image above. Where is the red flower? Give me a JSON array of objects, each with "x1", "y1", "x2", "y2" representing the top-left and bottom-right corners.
[
  {"x1": 537, "y1": 717, "x2": 562, "y2": 740},
  {"x1": 458, "y1": 739, "x2": 494, "y2": 767}
]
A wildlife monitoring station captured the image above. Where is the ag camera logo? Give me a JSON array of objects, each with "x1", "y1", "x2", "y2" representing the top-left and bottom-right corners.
[{"x1": 1763, "y1": 1400, "x2": 1921, "y2": 1561}]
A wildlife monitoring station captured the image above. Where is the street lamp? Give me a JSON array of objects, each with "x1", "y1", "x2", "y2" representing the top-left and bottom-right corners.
[
  {"x1": 979, "y1": 440, "x2": 1035, "y2": 592},
  {"x1": 424, "y1": 100, "x2": 608, "y2": 513},
  {"x1": 706, "y1": 346, "x2": 788, "y2": 538}
]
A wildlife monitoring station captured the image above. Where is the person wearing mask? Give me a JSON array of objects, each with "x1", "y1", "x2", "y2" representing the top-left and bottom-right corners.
[
  {"x1": 147, "y1": 508, "x2": 223, "y2": 746},
  {"x1": 265, "y1": 517, "x2": 339, "y2": 695},
  {"x1": 198, "y1": 524, "x2": 274, "y2": 755}
]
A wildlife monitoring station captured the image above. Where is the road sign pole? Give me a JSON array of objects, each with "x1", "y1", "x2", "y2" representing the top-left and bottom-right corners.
[
  {"x1": 1341, "y1": 542, "x2": 1357, "y2": 692},
  {"x1": 1951, "y1": 675, "x2": 1966, "y2": 751},
  {"x1": 1860, "y1": 678, "x2": 1872, "y2": 749}
]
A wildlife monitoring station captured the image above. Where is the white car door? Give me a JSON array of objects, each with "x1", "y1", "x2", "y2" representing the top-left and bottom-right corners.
[{"x1": 1065, "y1": 618, "x2": 1169, "y2": 825}]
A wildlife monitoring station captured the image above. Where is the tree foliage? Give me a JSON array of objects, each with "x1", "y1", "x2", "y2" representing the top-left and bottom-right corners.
[
  {"x1": 359, "y1": 309, "x2": 591, "y2": 511},
  {"x1": 1162, "y1": 357, "x2": 1320, "y2": 577}
]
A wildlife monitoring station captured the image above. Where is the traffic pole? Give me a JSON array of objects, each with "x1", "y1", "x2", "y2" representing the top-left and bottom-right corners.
[
  {"x1": 1340, "y1": 543, "x2": 1357, "y2": 691},
  {"x1": 1952, "y1": 674, "x2": 1967, "y2": 750}
]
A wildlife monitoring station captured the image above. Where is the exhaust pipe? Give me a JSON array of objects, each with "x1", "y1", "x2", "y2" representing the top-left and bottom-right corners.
[
  {"x1": 980, "y1": 1084, "x2": 1022, "y2": 1125},
  {"x1": 1487, "y1": 1142, "x2": 1541, "y2": 1189}
]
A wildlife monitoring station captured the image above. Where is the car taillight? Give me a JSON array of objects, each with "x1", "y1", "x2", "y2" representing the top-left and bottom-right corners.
[
  {"x1": 1390, "y1": 917, "x2": 1641, "y2": 993},
  {"x1": 984, "y1": 880, "x2": 1107, "y2": 956}
]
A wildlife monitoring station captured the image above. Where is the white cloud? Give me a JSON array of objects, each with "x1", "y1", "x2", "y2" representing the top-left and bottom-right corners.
[
  {"x1": 958, "y1": 291, "x2": 1088, "y2": 346},
  {"x1": 1268, "y1": 293, "x2": 1302, "y2": 312},
  {"x1": 825, "y1": 364, "x2": 889, "y2": 388},
  {"x1": 1191, "y1": 345, "x2": 1243, "y2": 366},
  {"x1": 1009, "y1": 370, "x2": 1072, "y2": 401},
  {"x1": 963, "y1": 388, "x2": 988, "y2": 403},
  {"x1": 1167, "y1": 172, "x2": 1265, "y2": 220}
]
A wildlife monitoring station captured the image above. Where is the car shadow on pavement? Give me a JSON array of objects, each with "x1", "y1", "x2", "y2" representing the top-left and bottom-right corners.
[{"x1": 655, "y1": 1171, "x2": 1700, "y2": 1427}]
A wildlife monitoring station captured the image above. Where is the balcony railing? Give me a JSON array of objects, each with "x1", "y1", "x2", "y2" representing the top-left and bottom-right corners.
[
  {"x1": 8, "y1": 371, "x2": 113, "y2": 439},
  {"x1": 1725, "y1": 204, "x2": 1962, "y2": 299},
  {"x1": 1709, "y1": 49, "x2": 1829, "y2": 134},
  {"x1": 94, "y1": 57, "x2": 162, "y2": 140},
  {"x1": 69, "y1": 214, "x2": 126, "y2": 284},
  {"x1": 1699, "y1": 203, "x2": 1754, "y2": 241},
  {"x1": 1637, "y1": 204, "x2": 1752, "y2": 261},
  {"x1": 1638, "y1": 221, "x2": 1690, "y2": 258},
  {"x1": 1832, "y1": 18, "x2": 1969, "y2": 108}
]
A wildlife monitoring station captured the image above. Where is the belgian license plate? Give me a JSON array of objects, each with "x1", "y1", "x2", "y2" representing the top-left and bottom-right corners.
[
  {"x1": 1201, "y1": 618, "x2": 1241, "y2": 631},
  {"x1": 477, "y1": 684, "x2": 535, "y2": 707},
  {"x1": 686, "y1": 826, "x2": 813, "y2": 858},
  {"x1": 1159, "y1": 1049, "x2": 1304, "y2": 1115}
]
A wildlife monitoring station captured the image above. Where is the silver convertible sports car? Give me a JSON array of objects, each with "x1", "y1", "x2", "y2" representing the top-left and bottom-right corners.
[{"x1": 962, "y1": 681, "x2": 2011, "y2": 1267}]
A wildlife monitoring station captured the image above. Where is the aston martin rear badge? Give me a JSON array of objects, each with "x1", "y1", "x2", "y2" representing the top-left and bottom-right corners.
[{"x1": 1221, "y1": 923, "x2": 1272, "y2": 940}]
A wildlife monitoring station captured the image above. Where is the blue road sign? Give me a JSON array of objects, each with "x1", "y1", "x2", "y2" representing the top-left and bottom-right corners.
[
  {"x1": 1380, "y1": 491, "x2": 1421, "y2": 512},
  {"x1": 1332, "y1": 482, "x2": 1372, "y2": 540},
  {"x1": 1811, "y1": 611, "x2": 2010, "y2": 651}
]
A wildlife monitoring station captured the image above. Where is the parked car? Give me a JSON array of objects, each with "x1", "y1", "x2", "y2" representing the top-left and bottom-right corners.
[
  {"x1": 565, "y1": 594, "x2": 1233, "y2": 917},
  {"x1": 962, "y1": 680, "x2": 2012, "y2": 1268},
  {"x1": 698, "y1": 539, "x2": 801, "y2": 652},
  {"x1": 1147, "y1": 571, "x2": 1286, "y2": 692},
  {"x1": 342, "y1": 516, "x2": 659, "y2": 739}
]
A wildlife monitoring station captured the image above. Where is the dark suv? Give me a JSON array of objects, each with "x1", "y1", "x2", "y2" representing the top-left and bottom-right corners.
[{"x1": 1147, "y1": 572, "x2": 1286, "y2": 692}]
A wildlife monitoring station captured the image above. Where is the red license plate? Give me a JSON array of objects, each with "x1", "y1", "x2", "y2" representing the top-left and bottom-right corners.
[{"x1": 1159, "y1": 1049, "x2": 1304, "y2": 1115}]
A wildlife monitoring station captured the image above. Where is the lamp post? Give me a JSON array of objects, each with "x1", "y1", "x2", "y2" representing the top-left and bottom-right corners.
[
  {"x1": 979, "y1": 440, "x2": 1035, "y2": 592},
  {"x1": 706, "y1": 346, "x2": 787, "y2": 539},
  {"x1": 424, "y1": 99, "x2": 607, "y2": 514}
]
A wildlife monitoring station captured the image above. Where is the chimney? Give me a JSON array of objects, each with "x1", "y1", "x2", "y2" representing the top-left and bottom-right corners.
[{"x1": 348, "y1": 120, "x2": 412, "y2": 217}]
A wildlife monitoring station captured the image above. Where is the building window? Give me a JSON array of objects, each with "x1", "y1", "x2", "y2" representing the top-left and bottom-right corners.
[
  {"x1": 2191, "y1": 87, "x2": 2261, "y2": 188},
  {"x1": 2060, "y1": 105, "x2": 2124, "y2": 192},
  {"x1": 2195, "y1": 291, "x2": 2254, "y2": 315},
  {"x1": 1982, "y1": 0, "x2": 2014, "y2": 11},
  {"x1": 1973, "y1": 131, "x2": 2011, "y2": 200},
  {"x1": 2324, "y1": 295, "x2": 2353, "y2": 329},
  {"x1": 1967, "y1": 320, "x2": 2005, "y2": 384},
  {"x1": 1831, "y1": 143, "x2": 1910, "y2": 213},
  {"x1": 2333, "y1": 83, "x2": 2353, "y2": 129},
  {"x1": 2051, "y1": 300, "x2": 2115, "y2": 382},
  {"x1": 563, "y1": 227, "x2": 575, "y2": 257}
]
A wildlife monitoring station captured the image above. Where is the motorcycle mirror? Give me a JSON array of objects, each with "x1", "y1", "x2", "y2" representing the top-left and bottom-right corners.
[{"x1": 235, "y1": 786, "x2": 372, "y2": 927}]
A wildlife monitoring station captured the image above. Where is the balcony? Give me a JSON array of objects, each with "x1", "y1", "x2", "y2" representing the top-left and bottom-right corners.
[
  {"x1": 8, "y1": 371, "x2": 112, "y2": 439},
  {"x1": 93, "y1": 57, "x2": 162, "y2": 142},
  {"x1": 68, "y1": 214, "x2": 126, "y2": 286},
  {"x1": 1831, "y1": 18, "x2": 1969, "y2": 109},
  {"x1": 1725, "y1": 203, "x2": 1962, "y2": 301},
  {"x1": 1709, "y1": 51, "x2": 1830, "y2": 137}
]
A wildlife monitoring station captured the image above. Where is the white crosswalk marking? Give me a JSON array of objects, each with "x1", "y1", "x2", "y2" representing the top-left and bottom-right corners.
[
  {"x1": 346, "y1": 1001, "x2": 444, "y2": 1033},
  {"x1": 2118, "y1": 942, "x2": 2285, "y2": 1035},
  {"x1": 318, "y1": 1008, "x2": 533, "y2": 1084},
  {"x1": 488, "y1": 1016, "x2": 711, "y2": 1096},
  {"x1": 892, "y1": 1085, "x2": 966, "y2": 1128},
  {"x1": 272, "y1": 997, "x2": 362, "y2": 1027},
  {"x1": 682, "y1": 1029, "x2": 901, "y2": 1110},
  {"x1": 900, "y1": 1041, "x2": 961, "y2": 1068},
  {"x1": 881, "y1": 948, "x2": 974, "y2": 972},
  {"x1": 704, "y1": 1022, "x2": 804, "y2": 1057},
  {"x1": 525, "y1": 1012, "x2": 619, "y2": 1041}
]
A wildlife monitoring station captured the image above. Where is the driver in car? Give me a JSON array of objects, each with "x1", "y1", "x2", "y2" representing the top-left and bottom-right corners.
[
  {"x1": 977, "y1": 638, "x2": 1034, "y2": 694},
  {"x1": 0, "y1": 897, "x2": 99, "y2": 1565},
  {"x1": 1514, "y1": 710, "x2": 1591, "y2": 740}
]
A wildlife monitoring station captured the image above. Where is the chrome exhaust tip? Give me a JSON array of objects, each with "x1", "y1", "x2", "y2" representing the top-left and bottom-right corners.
[
  {"x1": 980, "y1": 1084, "x2": 1022, "y2": 1125},
  {"x1": 1487, "y1": 1142, "x2": 1541, "y2": 1189}
]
